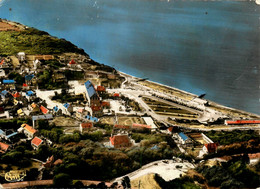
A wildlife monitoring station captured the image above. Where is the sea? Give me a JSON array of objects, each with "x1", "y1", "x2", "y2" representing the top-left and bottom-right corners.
[{"x1": 0, "y1": 0, "x2": 259, "y2": 114}]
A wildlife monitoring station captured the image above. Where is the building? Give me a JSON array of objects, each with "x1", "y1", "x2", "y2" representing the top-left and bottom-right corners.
[
  {"x1": 31, "y1": 136, "x2": 43, "y2": 150},
  {"x1": 18, "y1": 124, "x2": 37, "y2": 139},
  {"x1": 0, "y1": 142, "x2": 10, "y2": 153},
  {"x1": 132, "y1": 123, "x2": 151, "y2": 130},
  {"x1": 17, "y1": 52, "x2": 25, "y2": 62},
  {"x1": 225, "y1": 120, "x2": 260, "y2": 125},
  {"x1": 79, "y1": 122, "x2": 93, "y2": 133},
  {"x1": 203, "y1": 143, "x2": 218, "y2": 154},
  {"x1": 2, "y1": 79, "x2": 15, "y2": 89},
  {"x1": 68, "y1": 59, "x2": 77, "y2": 68},
  {"x1": 40, "y1": 105, "x2": 49, "y2": 114},
  {"x1": 85, "y1": 80, "x2": 102, "y2": 115},
  {"x1": 178, "y1": 132, "x2": 193, "y2": 146},
  {"x1": 109, "y1": 134, "x2": 132, "y2": 148}
]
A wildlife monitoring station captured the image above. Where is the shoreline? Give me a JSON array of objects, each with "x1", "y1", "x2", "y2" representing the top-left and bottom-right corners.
[{"x1": 117, "y1": 71, "x2": 260, "y2": 118}]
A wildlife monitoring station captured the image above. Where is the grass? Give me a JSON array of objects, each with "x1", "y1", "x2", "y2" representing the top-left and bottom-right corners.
[{"x1": 0, "y1": 28, "x2": 86, "y2": 56}]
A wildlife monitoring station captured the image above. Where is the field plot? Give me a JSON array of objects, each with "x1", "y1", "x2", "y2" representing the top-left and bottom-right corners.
[
  {"x1": 100, "y1": 116, "x2": 145, "y2": 126},
  {"x1": 142, "y1": 97, "x2": 198, "y2": 119}
]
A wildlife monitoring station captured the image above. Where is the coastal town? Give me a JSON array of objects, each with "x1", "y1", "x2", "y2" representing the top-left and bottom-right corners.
[{"x1": 0, "y1": 19, "x2": 260, "y2": 188}]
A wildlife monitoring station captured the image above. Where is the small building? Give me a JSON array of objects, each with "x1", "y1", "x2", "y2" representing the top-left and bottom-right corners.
[
  {"x1": 132, "y1": 123, "x2": 151, "y2": 130},
  {"x1": 17, "y1": 52, "x2": 26, "y2": 62},
  {"x1": 102, "y1": 101, "x2": 110, "y2": 108},
  {"x1": 178, "y1": 132, "x2": 193, "y2": 146},
  {"x1": 40, "y1": 105, "x2": 49, "y2": 114},
  {"x1": 114, "y1": 125, "x2": 130, "y2": 130},
  {"x1": 203, "y1": 143, "x2": 218, "y2": 154},
  {"x1": 0, "y1": 142, "x2": 10, "y2": 153},
  {"x1": 17, "y1": 109, "x2": 25, "y2": 116},
  {"x1": 2, "y1": 80, "x2": 15, "y2": 89},
  {"x1": 63, "y1": 103, "x2": 73, "y2": 114},
  {"x1": 97, "y1": 86, "x2": 106, "y2": 93},
  {"x1": 109, "y1": 134, "x2": 132, "y2": 148},
  {"x1": 31, "y1": 136, "x2": 43, "y2": 150},
  {"x1": 0, "y1": 69, "x2": 5, "y2": 77},
  {"x1": 68, "y1": 59, "x2": 77, "y2": 68},
  {"x1": 79, "y1": 122, "x2": 93, "y2": 133},
  {"x1": 18, "y1": 124, "x2": 37, "y2": 139},
  {"x1": 12, "y1": 92, "x2": 21, "y2": 98}
]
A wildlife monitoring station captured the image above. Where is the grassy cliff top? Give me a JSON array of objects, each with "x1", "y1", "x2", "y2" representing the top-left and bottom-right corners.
[{"x1": 0, "y1": 24, "x2": 87, "y2": 56}]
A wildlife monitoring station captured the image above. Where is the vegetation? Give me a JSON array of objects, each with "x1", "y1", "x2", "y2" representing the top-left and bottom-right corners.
[
  {"x1": 196, "y1": 157, "x2": 260, "y2": 188},
  {"x1": 155, "y1": 174, "x2": 200, "y2": 189},
  {"x1": 0, "y1": 28, "x2": 86, "y2": 56},
  {"x1": 51, "y1": 91, "x2": 85, "y2": 103},
  {"x1": 206, "y1": 130, "x2": 260, "y2": 145},
  {"x1": 37, "y1": 70, "x2": 67, "y2": 89}
]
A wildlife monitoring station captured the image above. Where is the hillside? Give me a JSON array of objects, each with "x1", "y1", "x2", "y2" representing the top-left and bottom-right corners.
[{"x1": 0, "y1": 20, "x2": 86, "y2": 56}]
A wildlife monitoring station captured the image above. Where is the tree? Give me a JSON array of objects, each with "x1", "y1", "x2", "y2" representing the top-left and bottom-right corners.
[
  {"x1": 122, "y1": 176, "x2": 131, "y2": 189},
  {"x1": 53, "y1": 173, "x2": 72, "y2": 187}
]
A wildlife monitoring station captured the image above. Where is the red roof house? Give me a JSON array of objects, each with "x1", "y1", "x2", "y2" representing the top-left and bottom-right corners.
[
  {"x1": 114, "y1": 125, "x2": 130, "y2": 130},
  {"x1": 113, "y1": 93, "x2": 120, "y2": 97},
  {"x1": 31, "y1": 137, "x2": 43, "y2": 149},
  {"x1": 102, "y1": 101, "x2": 110, "y2": 108},
  {"x1": 97, "y1": 86, "x2": 106, "y2": 92},
  {"x1": 69, "y1": 59, "x2": 76, "y2": 65},
  {"x1": 132, "y1": 123, "x2": 151, "y2": 130},
  {"x1": 110, "y1": 135, "x2": 132, "y2": 148},
  {"x1": 80, "y1": 122, "x2": 93, "y2": 133},
  {"x1": 19, "y1": 124, "x2": 37, "y2": 138},
  {"x1": 12, "y1": 92, "x2": 21, "y2": 98},
  {"x1": 204, "y1": 143, "x2": 218, "y2": 153},
  {"x1": 0, "y1": 142, "x2": 9, "y2": 153},
  {"x1": 40, "y1": 105, "x2": 49, "y2": 114}
]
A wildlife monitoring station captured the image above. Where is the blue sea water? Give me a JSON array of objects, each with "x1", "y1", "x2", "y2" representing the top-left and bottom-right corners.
[{"x1": 0, "y1": 0, "x2": 259, "y2": 114}]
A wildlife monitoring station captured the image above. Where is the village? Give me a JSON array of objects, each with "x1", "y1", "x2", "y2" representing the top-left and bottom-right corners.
[{"x1": 0, "y1": 19, "x2": 260, "y2": 188}]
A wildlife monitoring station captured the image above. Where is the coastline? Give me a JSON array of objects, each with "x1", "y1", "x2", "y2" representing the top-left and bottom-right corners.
[{"x1": 117, "y1": 71, "x2": 260, "y2": 119}]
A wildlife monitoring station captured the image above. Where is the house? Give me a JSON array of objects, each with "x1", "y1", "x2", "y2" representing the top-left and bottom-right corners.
[
  {"x1": 109, "y1": 134, "x2": 132, "y2": 148},
  {"x1": 0, "y1": 142, "x2": 10, "y2": 153},
  {"x1": 18, "y1": 124, "x2": 37, "y2": 139},
  {"x1": 85, "y1": 115, "x2": 99, "y2": 122},
  {"x1": 203, "y1": 143, "x2": 218, "y2": 154},
  {"x1": 68, "y1": 59, "x2": 77, "y2": 68},
  {"x1": 17, "y1": 109, "x2": 25, "y2": 116},
  {"x1": 17, "y1": 52, "x2": 25, "y2": 62},
  {"x1": 97, "y1": 86, "x2": 106, "y2": 93},
  {"x1": 43, "y1": 155, "x2": 54, "y2": 168},
  {"x1": 52, "y1": 71, "x2": 67, "y2": 83},
  {"x1": 79, "y1": 122, "x2": 93, "y2": 133},
  {"x1": 178, "y1": 132, "x2": 193, "y2": 146},
  {"x1": 2, "y1": 80, "x2": 15, "y2": 89},
  {"x1": 40, "y1": 105, "x2": 49, "y2": 114},
  {"x1": 25, "y1": 74, "x2": 36, "y2": 86},
  {"x1": 132, "y1": 123, "x2": 151, "y2": 130},
  {"x1": 114, "y1": 125, "x2": 130, "y2": 130},
  {"x1": 113, "y1": 93, "x2": 120, "y2": 98},
  {"x1": 31, "y1": 136, "x2": 43, "y2": 150},
  {"x1": 32, "y1": 55, "x2": 54, "y2": 61},
  {"x1": 85, "y1": 80, "x2": 102, "y2": 115},
  {"x1": 63, "y1": 103, "x2": 73, "y2": 114},
  {"x1": 0, "y1": 69, "x2": 5, "y2": 77},
  {"x1": 102, "y1": 101, "x2": 110, "y2": 108},
  {"x1": 12, "y1": 92, "x2": 21, "y2": 98}
]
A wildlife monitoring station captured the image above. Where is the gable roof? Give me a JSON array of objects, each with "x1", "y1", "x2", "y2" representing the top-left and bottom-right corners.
[
  {"x1": 132, "y1": 123, "x2": 151, "y2": 129},
  {"x1": 114, "y1": 125, "x2": 130, "y2": 129},
  {"x1": 32, "y1": 114, "x2": 53, "y2": 121},
  {"x1": 85, "y1": 80, "x2": 97, "y2": 99},
  {"x1": 63, "y1": 103, "x2": 70, "y2": 109},
  {"x1": 25, "y1": 74, "x2": 34, "y2": 81},
  {"x1": 26, "y1": 91, "x2": 34, "y2": 96},
  {"x1": 3, "y1": 80, "x2": 15, "y2": 84},
  {"x1": 0, "y1": 142, "x2": 9, "y2": 152},
  {"x1": 31, "y1": 137, "x2": 43, "y2": 147},
  {"x1": 110, "y1": 135, "x2": 131, "y2": 146},
  {"x1": 40, "y1": 105, "x2": 49, "y2": 114},
  {"x1": 80, "y1": 122, "x2": 93, "y2": 129},
  {"x1": 178, "y1": 132, "x2": 188, "y2": 141},
  {"x1": 21, "y1": 124, "x2": 37, "y2": 135},
  {"x1": 97, "y1": 86, "x2": 106, "y2": 92},
  {"x1": 12, "y1": 92, "x2": 21, "y2": 98},
  {"x1": 53, "y1": 106, "x2": 59, "y2": 112},
  {"x1": 204, "y1": 143, "x2": 218, "y2": 153},
  {"x1": 69, "y1": 59, "x2": 76, "y2": 64},
  {"x1": 0, "y1": 59, "x2": 4, "y2": 65}
]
